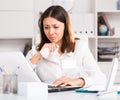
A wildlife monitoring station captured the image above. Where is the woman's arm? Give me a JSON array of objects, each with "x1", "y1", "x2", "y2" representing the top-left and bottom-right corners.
[{"x1": 30, "y1": 52, "x2": 42, "y2": 64}]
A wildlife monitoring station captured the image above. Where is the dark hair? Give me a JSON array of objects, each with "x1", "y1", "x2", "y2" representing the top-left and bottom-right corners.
[{"x1": 37, "y1": 5, "x2": 75, "y2": 53}]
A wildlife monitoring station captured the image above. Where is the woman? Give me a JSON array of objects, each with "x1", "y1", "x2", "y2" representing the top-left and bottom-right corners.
[{"x1": 26, "y1": 5, "x2": 106, "y2": 87}]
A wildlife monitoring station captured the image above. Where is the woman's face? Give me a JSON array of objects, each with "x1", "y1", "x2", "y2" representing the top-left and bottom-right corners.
[{"x1": 43, "y1": 17, "x2": 65, "y2": 45}]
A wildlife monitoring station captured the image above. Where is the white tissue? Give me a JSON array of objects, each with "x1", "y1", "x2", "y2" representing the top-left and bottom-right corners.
[
  {"x1": 40, "y1": 47, "x2": 59, "y2": 59},
  {"x1": 39, "y1": 48, "x2": 49, "y2": 58}
]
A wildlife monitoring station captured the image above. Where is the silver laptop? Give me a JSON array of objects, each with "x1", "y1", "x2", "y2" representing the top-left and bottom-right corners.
[
  {"x1": 0, "y1": 51, "x2": 41, "y2": 82},
  {"x1": 0, "y1": 51, "x2": 82, "y2": 92}
]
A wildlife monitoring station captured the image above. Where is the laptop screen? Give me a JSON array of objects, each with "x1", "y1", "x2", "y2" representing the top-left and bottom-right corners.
[
  {"x1": 0, "y1": 51, "x2": 41, "y2": 82},
  {"x1": 105, "y1": 57, "x2": 118, "y2": 91}
]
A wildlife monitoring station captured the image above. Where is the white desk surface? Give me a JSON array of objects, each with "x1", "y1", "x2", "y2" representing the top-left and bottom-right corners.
[{"x1": 0, "y1": 90, "x2": 120, "y2": 100}]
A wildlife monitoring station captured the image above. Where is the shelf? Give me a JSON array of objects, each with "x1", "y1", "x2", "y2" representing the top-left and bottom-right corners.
[
  {"x1": 0, "y1": 34, "x2": 33, "y2": 39},
  {"x1": 98, "y1": 36, "x2": 120, "y2": 39},
  {"x1": 97, "y1": 10, "x2": 120, "y2": 13},
  {"x1": 74, "y1": 34, "x2": 96, "y2": 38}
]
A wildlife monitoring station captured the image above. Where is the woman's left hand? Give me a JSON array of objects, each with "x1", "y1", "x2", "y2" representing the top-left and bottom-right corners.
[{"x1": 53, "y1": 76, "x2": 85, "y2": 87}]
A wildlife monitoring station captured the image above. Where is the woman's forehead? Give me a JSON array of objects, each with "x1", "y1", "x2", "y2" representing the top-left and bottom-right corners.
[{"x1": 43, "y1": 17, "x2": 64, "y2": 26}]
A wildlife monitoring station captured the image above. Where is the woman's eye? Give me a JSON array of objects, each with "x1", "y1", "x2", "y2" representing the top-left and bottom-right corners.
[
  {"x1": 44, "y1": 27, "x2": 49, "y2": 29},
  {"x1": 54, "y1": 26, "x2": 59, "y2": 29}
]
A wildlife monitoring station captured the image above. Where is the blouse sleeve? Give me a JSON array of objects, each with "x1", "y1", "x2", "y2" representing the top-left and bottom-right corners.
[
  {"x1": 26, "y1": 47, "x2": 37, "y2": 70},
  {"x1": 75, "y1": 37, "x2": 107, "y2": 87}
]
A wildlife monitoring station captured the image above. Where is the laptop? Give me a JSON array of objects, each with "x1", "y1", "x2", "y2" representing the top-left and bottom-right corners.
[
  {"x1": 75, "y1": 57, "x2": 119, "y2": 96},
  {"x1": 0, "y1": 51, "x2": 41, "y2": 82}
]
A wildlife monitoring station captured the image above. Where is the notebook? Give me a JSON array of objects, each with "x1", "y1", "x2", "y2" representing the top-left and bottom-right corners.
[
  {"x1": 0, "y1": 51, "x2": 41, "y2": 82},
  {"x1": 75, "y1": 57, "x2": 119, "y2": 95}
]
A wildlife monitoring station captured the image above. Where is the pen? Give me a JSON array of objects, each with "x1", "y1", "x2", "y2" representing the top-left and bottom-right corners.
[
  {"x1": 75, "y1": 89, "x2": 98, "y2": 93},
  {"x1": 2, "y1": 66, "x2": 9, "y2": 75},
  {"x1": 0, "y1": 67, "x2": 3, "y2": 73},
  {"x1": 117, "y1": 91, "x2": 120, "y2": 94},
  {"x1": 0, "y1": 66, "x2": 5, "y2": 74}
]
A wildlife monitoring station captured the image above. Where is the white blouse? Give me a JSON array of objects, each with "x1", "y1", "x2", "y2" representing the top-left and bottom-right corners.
[{"x1": 26, "y1": 38, "x2": 107, "y2": 87}]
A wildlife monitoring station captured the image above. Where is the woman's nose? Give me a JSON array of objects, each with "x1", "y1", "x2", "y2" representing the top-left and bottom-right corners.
[{"x1": 49, "y1": 28, "x2": 54, "y2": 34}]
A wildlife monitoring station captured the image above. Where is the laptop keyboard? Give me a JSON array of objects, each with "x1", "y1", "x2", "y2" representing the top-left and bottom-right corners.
[{"x1": 48, "y1": 85, "x2": 82, "y2": 93}]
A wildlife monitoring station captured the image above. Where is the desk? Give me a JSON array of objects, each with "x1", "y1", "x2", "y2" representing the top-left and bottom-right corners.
[{"x1": 0, "y1": 91, "x2": 120, "y2": 100}]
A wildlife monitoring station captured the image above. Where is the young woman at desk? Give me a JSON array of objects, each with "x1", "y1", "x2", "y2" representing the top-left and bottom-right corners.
[{"x1": 26, "y1": 5, "x2": 106, "y2": 87}]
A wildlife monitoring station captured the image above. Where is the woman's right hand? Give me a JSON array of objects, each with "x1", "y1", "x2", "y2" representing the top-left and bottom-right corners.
[
  {"x1": 40, "y1": 43, "x2": 59, "y2": 58},
  {"x1": 41, "y1": 43, "x2": 59, "y2": 53},
  {"x1": 30, "y1": 43, "x2": 59, "y2": 64}
]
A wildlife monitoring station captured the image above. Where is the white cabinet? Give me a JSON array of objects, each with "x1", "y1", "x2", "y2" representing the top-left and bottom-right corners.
[
  {"x1": 0, "y1": 12, "x2": 34, "y2": 36},
  {"x1": 0, "y1": 0, "x2": 34, "y2": 10},
  {"x1": 0, "y1": 0, "x2": 34, "y2": 52}
]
